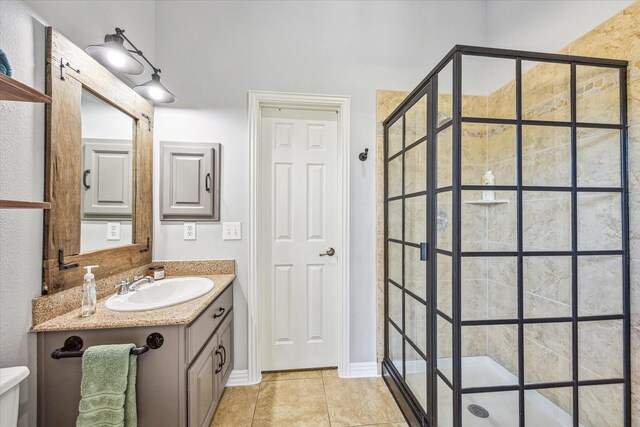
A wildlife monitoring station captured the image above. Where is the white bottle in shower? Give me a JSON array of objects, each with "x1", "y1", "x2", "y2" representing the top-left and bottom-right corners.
[
  {"x1": 482, "y1": 170, "x2": 495, "y2": 201},
  {"x1": 81, "y1": 265, "x2": 98, "y2": 317}
]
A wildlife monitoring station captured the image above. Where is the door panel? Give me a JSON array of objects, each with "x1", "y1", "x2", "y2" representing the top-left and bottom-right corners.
[
  {"x1": 82, "y1": 140, "x2": 132, "y2": 217},
  {"x1": 262, "y1": 107, "x2": 339, "y2": 371}
]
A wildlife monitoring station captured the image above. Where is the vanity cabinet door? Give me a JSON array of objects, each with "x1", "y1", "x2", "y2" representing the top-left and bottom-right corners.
[
  {"x1": 187, "y1": 332, "x2": 220, "y2": 427},
  {"x1": 216, "y1": 314, "x2": 233, "y2": 395},
  {"x1": 160, "y1": 142, "x2": 220, "y2": 221},
  {"x1": 82, "y1": 139, "x2": 133, "y2": 218}
]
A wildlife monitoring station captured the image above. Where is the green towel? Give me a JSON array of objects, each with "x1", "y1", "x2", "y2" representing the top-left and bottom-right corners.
[{"x1": 77, "y1": 344, "x2": 138, "y2": 427}]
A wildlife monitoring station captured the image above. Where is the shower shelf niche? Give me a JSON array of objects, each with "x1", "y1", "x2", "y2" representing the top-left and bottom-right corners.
[{"x1": 463, "y1": 199, "x2": 509, "y2": 205}]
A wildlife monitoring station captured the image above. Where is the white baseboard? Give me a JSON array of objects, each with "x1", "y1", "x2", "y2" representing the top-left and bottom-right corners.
[
  {"x1": 227, "y1": 362, "x2": 378, "y2": 386},
  {"x1": 225, "y1": 369, "x2": 251, "y2": 386},
  {"x1": 348, "y1": 362, "x2": 379, "y2": 378}
]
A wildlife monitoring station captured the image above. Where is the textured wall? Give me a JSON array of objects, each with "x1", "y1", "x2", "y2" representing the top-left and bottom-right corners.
[{"x1": 0, "y1": 2, "x2": 46, "y2": 425}]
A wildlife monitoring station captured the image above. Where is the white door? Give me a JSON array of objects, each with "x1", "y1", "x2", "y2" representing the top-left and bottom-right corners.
[{"x1": 261, "y1": 106, "x2": 339, "y2": 371}]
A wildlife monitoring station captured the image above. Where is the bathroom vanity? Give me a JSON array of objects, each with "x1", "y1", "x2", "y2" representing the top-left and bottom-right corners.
[{"x1": 35, "y1": 276, "x2": 234, "y2": 427}]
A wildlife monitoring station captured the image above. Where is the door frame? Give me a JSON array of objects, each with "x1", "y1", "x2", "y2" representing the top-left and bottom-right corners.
[{"x1": 248, "y1": 91, "x2": 351, "y2": 383}]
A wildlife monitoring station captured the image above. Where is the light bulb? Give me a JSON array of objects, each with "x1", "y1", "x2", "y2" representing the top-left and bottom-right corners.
[
  {"x1": 148, "y1": 87, "x2": 164, "y2": 100},
  {"x1": 107, "y1": 50, "x2": 126, "y2": 68}
]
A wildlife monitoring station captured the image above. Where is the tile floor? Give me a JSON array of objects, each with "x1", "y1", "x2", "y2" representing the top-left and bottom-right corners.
[{"x1": 210, "y1": 368, "x2": 408, "y2": 426}]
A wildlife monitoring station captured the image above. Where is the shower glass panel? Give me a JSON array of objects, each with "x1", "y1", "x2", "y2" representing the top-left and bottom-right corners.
[{"x1": 383, "y1": 46, "x2": 629, "y2": 427}]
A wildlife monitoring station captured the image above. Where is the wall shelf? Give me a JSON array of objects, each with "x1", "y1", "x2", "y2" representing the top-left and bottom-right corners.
[
  {"x1": 463, "y1": 200, "x2": 509, "y2": 205},
  {"x1": 0, "y1": 73, "x2": 51, "y2": 103},
  {"x1": 0, "y1": 199, "x2": 52, "y2": 209}
]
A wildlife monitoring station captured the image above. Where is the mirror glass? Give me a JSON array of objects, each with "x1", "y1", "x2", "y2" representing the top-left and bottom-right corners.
[{"x1": 80, "y1": 89, "x2": 135, "y2": 252}]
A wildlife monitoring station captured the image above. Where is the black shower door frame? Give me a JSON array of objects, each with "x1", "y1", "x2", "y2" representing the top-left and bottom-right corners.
[{"x1": 382, "y1": 45, "x2": 630, "y2": 427}]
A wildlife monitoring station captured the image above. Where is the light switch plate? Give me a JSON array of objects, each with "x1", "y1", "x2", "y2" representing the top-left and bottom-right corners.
[
  {"x1": 107, "y1": 222, "x2": 121, "y2": 241},
  {"x1": 184, "y1": 222, "x2": 196, "y2": 240},
  {"x1": 223, "y1": 222, "x2": 241, "y2": 240}
]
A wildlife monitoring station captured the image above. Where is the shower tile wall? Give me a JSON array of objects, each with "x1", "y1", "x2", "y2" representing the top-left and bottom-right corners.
[
  {"x1": 476, "y1": 54, "x2": 624, "y2": 424},
  {"x1": 377, "y1": 3, "x2": 640, "y2": 422}
]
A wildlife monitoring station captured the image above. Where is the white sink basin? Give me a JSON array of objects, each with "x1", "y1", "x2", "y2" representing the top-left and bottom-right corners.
[{"x1": 105, "y1": 277, "x2": 214, "y2": 312}]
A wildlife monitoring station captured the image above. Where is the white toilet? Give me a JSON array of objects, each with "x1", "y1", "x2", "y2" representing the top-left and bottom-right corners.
[{"x1": 0, "y1": 367, "x2": 30, "y2": 427}]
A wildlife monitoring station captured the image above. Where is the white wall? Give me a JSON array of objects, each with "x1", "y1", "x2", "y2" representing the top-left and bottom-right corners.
[
  {"x1": 152, "y1": 0, "x2": 489, "y2": 367},
  {"x1": 0, "y1": 2, "x2": 45, "y2": 425}
]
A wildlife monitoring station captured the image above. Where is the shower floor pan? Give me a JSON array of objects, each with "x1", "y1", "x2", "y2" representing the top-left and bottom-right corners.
[{"x1": 434, "y1": 356, "x2": 578, "y2": 426}]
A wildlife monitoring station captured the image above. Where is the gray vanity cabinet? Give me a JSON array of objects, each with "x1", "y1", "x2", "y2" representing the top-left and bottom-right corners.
[
  {"x1": 188, "y1": 314, "x2": 233, "y2": 427},
  {"x1": 160, "y1": 142, "x2": 221, "y2": 221},
  {"x1": 82, "y1": 139, "x2": 133, "y2": 218},
  {"x1": 37, "y1": 284, "x2": 233, "y2": 427}
]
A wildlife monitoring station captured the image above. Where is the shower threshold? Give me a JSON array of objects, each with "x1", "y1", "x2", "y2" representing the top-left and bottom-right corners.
[{"x1": 435, "y1": 356, "x2": 579, "y2": 426}]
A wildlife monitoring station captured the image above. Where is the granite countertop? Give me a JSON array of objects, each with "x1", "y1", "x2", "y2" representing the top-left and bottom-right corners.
[{"x1": 31, "y1": 274, "x2": 235, "y2": 332}]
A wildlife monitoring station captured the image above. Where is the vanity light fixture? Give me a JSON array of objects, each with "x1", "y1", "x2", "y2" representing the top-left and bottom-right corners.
[{"x1": 86, "y1": 28, "x2": 176, "y2": 104}]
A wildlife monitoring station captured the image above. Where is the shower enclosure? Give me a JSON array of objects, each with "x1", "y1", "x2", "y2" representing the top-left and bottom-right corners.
[{"x1": 383, "y1": 46, "x2": 629, "y2": 427}]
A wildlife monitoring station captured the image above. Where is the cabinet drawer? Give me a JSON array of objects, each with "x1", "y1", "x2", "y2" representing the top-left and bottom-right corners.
[{"x1": 187, "y1": 284, "x2": 233, "y2": 363}]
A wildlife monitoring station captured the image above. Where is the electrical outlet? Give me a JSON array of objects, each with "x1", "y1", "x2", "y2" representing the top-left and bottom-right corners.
[
  {"x1": 184, "y1": 222, "x2": 196, "y2": 240},
  {"x1": 107, "y1": 222, "x2": 121, "y2": 241},
  {"x1": 222, "y1": 222, "x2": 241, "y2": 240}
]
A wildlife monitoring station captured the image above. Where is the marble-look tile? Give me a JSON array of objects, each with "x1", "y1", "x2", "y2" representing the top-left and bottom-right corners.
[
  {"x1": 578, "y1": 320, "x2": 624, "y2": 380},
  {"x1": 576, "y1": 127, "x2": 621, "y2": 187},
  {"x1": 405, "y1": 96, "x2": 427, "y2": 145},
  {"x1": 322, "y1": 368, "x2": 338, "y2": 378},
  {"x1": 578, "y1": 383, "x2": 624, "y2": 427},
  {"x1": 523, "y1": 256, "x2": 572, "y2": 306},
  {"x1": 522, "y1": 192, "x2": 572, "y2": 251},
  {"x1": 567, "y1": 1, "x2": 640, "y2": 59},
  {"x1": 521, "y1": 61, "x2": 571, "y2": 122},
  {"x1": 253, "y1": 378, "x2": 330, "y2": 426},
  {"x1": 485, "y1": 191, "x2": 518, "y2": 250},
  {"x1": 630, "y1": 76, "x2": 640, "y2": 127},
  {"x1": 323, "y1": 377, "x2": 404, "y2": 427},
  {"x1": 210, "y1": 385, "x2": 259, "y2": 427},
  {"x1": 461, "y1": 325, "x2": 488, "y2": 357},
  {"x1": 631, "y1": 260, "x2": 640, "y2": 330},
  {"x1": 578, "y1": 255, "x2": 623, "y2": 316},
  {"x1": 629, "y1": 125, "x2": 640, "y2": 192},
  {"x1": 577, "y1": 192, "x2": 622, "y2": 251},
  {"x1": 261, "y1": 369, "x2": 323, "y2": 382},
  {"x1": 523, "y1": 336, "x2": 572, "y2": 384},
  {"x1": 631, "y1": 191, "x2": 640, "y2": 264},
  {"x1": 487, "y1": 325, "x2": 518, "y2": 377},
  {"x1": 524, "y1": 322, "x2": 572, "y2": 360}
]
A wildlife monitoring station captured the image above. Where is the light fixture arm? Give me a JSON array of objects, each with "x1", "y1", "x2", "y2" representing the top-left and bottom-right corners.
[{"x1": 114, "y1": 28, "x2": 161, "y2": 75}]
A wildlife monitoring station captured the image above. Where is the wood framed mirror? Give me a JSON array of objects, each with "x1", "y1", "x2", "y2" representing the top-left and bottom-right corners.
[{"x1": 43, "y1": 28, "x2": 153, "y2": 293}]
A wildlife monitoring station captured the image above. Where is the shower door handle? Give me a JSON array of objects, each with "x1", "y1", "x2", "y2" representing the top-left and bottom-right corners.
[{"x1": 420, "y1": 242, "x2": 428, "y2": 261}]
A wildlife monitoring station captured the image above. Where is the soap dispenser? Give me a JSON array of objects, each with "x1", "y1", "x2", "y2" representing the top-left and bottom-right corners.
[{"x1": 82, "y1": 265, "x2": 98, "y2": 317}]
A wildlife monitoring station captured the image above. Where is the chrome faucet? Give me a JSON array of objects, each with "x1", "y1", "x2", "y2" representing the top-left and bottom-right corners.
[
  {"x1": 115, "y1": 278, "x2": 132, "y2": 295},
  {"x1": 114, "y1": 275, "x2": 155, "y2": 295},
  {"x1": 130, "y1": 275, "x2": 155, "y2": 291}
]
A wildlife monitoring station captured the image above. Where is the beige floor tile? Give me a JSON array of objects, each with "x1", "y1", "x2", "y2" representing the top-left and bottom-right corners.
[
  {"x1": 323, "y1": 377, "x2": 405, "y2": 427},
  {"x1": 210, "y1": 384, "x2": 260, "y2": 427},
  {"x1": 262, "y1": 369, "x2": 324, "y2": 381},
  {"x1": 322, "y1": 368, "x2": 339, "y2": 378},
  {"x1": 346, "y1": 423, "x2": 408, "y2": 427},
  {"x1": 253, "y1": 378, "x2": 330, "y2": 426}
]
